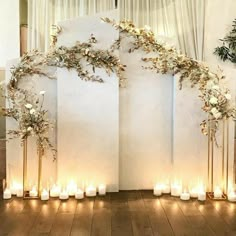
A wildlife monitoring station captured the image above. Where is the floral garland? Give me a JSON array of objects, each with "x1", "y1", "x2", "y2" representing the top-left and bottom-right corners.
[
  {"x1": 2, "y1": 35, "x2": 126, "y2": 158},
  {"x1": 102, "y1": 18, "x2": 236, "y2": 138}
]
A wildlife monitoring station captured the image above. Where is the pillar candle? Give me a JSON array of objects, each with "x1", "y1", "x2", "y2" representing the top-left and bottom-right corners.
[
  {"x1": 59, "y1": 190, "x2": 69, "y2": 200},
  {"x1": 180, "y1": 192, "x2": 190, "y2": 201},
  {"x1": 41, "y1": 189, "x2": 49, "y2": 201},
  {"x1": 98, "y1": 184, "x2": 106, "y2": 196},
  {"x1": 86, "y1": 186, "x2": 96, "y2": 197},
  {"x1": 29, "y1": 187, "x2": 38, "y2": 197},
  {"x1": 75, "y1": 189, "x2": 84, "y2": 200},
  {"x1": 3, "y1": 189, "x2": 11, "y2": 200},
  {"x1": 153, "y1": 184, "x2": 162, "y2": 196}
]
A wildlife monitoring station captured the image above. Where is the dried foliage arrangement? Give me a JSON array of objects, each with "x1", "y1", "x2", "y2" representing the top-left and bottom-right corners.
[
  {"x1": 2, "y1": 35, "x2": 125, "y2": 159},
  {"x1": 102, "y1": 18, "x2": 236, "y2": 138}
]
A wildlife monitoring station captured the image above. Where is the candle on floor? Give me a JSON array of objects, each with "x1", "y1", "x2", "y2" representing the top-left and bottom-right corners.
[
  {"x1": 75, "y1": 189, "x2": 84, "y2": 200},
  {"x1": 59, "y1": 190, "x2": 69, "y2": 200},
  {"x1": 16, "y1": 187, "x2": 23, "y2": 198},
  {"x1": 198, "y1": 191, "x2": 206, "y2": 201},
  {"x1": 228, "y1": 191, "x2": 236, "y2": 202},
  {"x1": 10, "y1": 181, "x2": 19, "y2": 195},
  {"x1": 162, "y1": 183, "x2": 171, "y2": 194},
  {"x1": 180, "y1": 191, "x2": 190, "y2": 201},
  {"x1": 67, "y1": 181, "x2": 77, "y2": 196},
  {"x1": 98, "y1": 184, "x2": 106, "y2": 196},
  {"x1": 214, "y1": 187, "x2": 222, "y2": 199},
  {"x1": 153, "y1": 184, "x2": 163, "y2": 196},
  {"x1": 171, "y1": 183, "x2": 182, "y2": 197},
  {"x1": 41, "y1": 189, "x2": 49, "y2": 201},
  {"x1": 190, "y1": 187, "x2": 198, "y2": 198},
  {"x1": 29, "y1": 186, "x2": 38, "y2": 197},
  {"x1": 50, "y1": 184, "x2": 60, "y2": 197},
  {"x1": 86, "y1": 186, "x2": 96, "y2": 197},
  {"x1": 3, "y1": 188, "x2": 11, "y2": 200}
]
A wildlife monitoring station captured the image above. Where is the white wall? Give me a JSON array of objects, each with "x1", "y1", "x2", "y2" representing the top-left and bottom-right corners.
[{"x1": 0, "y1": 0, "x2": 20, "y2": 67}]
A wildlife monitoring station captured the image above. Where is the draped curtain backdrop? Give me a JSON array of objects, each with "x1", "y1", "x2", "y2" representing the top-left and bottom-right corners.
[
  {"x1": 119, "y1": 0, "x2": 206, "y2": 60},
  {"x1": 28, "y1": 0, "x2": 115, "y2": 52}
]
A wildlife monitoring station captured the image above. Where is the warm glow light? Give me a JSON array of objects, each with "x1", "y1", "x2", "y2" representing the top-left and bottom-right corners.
[
  {"x1": 41, "y1": 189, "x2": 49, "y2": 201},
  {"x1": 98, "y1": 184, "x2": 106, "y2": 196},
  {"x1": 3, "y1": 188, "x2": 11, "y2": 200},
  {"x1": 50, "y1": 184, "x2": 61, "y2": 197},
  {"x1": 29, "y1": 186, "x2": 38, "y2": 197},
  {"x1": 154, "y1": 184, "x2": 163, "y2": 196},
  {"x1": 67, "y1": 180, "x2": 77, "y2": 196},
  {"x1": 86, "y1": 185, "x2": 96, "y2": 197},
  {"x1": 59, "y1": 189, "x2": 69, "y2": 200},
  {"x1": 214, "y1": 186, "x2": 222, "y2": 199},
  {"x1": 171, "y1": 181, "x2": 182, "y2": 197}
]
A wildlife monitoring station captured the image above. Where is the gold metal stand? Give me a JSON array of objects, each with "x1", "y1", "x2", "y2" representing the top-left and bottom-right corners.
[
  {"x1": 207, "y1": 118, "x2": 229, "y2": 200},
  {"x1": 23, "y1": 138, "x2": 42, "y2": 199}
]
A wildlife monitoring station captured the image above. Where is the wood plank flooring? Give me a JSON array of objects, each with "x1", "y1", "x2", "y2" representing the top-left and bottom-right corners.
[{"x1": 0, "y1": 190, "x2": 236, "y2": 236}]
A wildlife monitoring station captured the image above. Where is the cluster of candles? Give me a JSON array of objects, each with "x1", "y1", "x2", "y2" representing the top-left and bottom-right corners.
[
  {"x1": 153, "y1": 182, "x2": 236, "y2": 202},
  {"x1": 3, "y1": 181, "x2": 106, "y2": 201}
]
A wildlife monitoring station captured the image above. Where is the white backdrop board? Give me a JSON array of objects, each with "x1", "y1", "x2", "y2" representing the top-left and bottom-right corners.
[
  {"x1": 56, "y1": 10, "x2": 119, "y2": 191},
  {"x1": 119, "y1": 39, "x2": 174, "y2": 190}
]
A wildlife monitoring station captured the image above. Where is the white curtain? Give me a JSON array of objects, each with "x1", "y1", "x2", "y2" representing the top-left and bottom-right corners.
[
  {"x1": 119, "y1": 0, "x2": 206, "y2": 60},
  {"x1": 28, "y1": 0, "x2": 115, "y2": 52}
]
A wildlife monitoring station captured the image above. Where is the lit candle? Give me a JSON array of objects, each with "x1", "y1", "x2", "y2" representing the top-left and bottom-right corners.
[
  {"x1": 190, "y1": 187, "x2": 198, "y2": 198},
  {"x1": 67, "y1": 181, "x2": 77, "y2": 196},
  {"x1": 3, "y1": 188, "x2": 11, "y2": 200},
  {"x1": 98, "y1": 184, "x2": 106, "y2": 196},
  {"x1": 29, "y1": 186, "x2": 38, "y2": 197},
  {"x1": 16, "y1": 187, "x2": 23, "y2": 198},
  {"x1": 75, "y1": 189, "x2": 84, "y2": 200},
  {"x1": 228, "y1": 191, "x2": 236, "y2": 202},
  {"x1": 162, "y1": 183, "x2": 171, "y2": 194},
  {"x1": 41, "y1": 189, "x2": 49, "y2": 201},
  {"x1": 180, "y1": 191, "x2": 190, "y2": 201},
  {"x1": 214, "y1": 187, "x2": 222, "y2": 199},
  {"x1": 86, "y1": 186, "x2": 96, "y2": 197},
  {"x1": 198, "y1": 191, "x2": 206, "y2": 201},
  {"x1": 10, "y1": 181, "x2": 19, "y2": 195},
  {"x1": 171, "y1": 183, "x2": 182, "y2": 197},
  {"x1": 59, "y1": 190, "x2": 69, "y2": 200},
  {"x1": 153, "y1": 184, "x2": 163, "y2": 196},
  {"x1": 50, "y1": 184, "x2": 60, "y2": 197}
]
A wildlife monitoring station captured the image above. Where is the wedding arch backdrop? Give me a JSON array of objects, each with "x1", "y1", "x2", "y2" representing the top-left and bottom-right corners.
[{"x1": 3, "y1": 10, "x2": 236, "y2": 192}]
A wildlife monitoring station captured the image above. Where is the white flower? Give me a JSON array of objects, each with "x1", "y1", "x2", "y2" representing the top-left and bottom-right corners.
[
  {"x1": 27, "y1": 127, "x2": 33, "y2": 132},
  {"x1": 225, "y1": 93, "x2": 231, "y2": 100},
  {"x1": 30, "y1": 109, "x2": 36, "y2": 114},
  {"x1": 25, "y1": 103, "x2": 32, "y2": 109},
  {"x1": 211, "y1": 107, "x2": 222, "y2": 119},
  {"x1": 39, "y1": 91, "x2": 46, "y2": 95},
  {"x1": 212, "y1": 85, "x2": 220, "y2": 91},
  {"x1": 209, "y1": 97, "x2": 218, "y2": 105},
  {"x1": 214, "y1": 112, "x2": 222, "y2": 119}
]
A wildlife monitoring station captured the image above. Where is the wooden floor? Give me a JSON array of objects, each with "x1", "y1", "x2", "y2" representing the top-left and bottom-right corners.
[{"x1": 0, "y1": 190, "x2": 236, "y2": 236}]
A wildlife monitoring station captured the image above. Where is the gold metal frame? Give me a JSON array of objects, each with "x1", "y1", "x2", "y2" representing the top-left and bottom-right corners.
[
  {"x1": 23, "y1": 137, "x2": 42, "y2": 199},
  {"x1": 207, "y1": 118, "x2": 229, "y2": 200}
]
